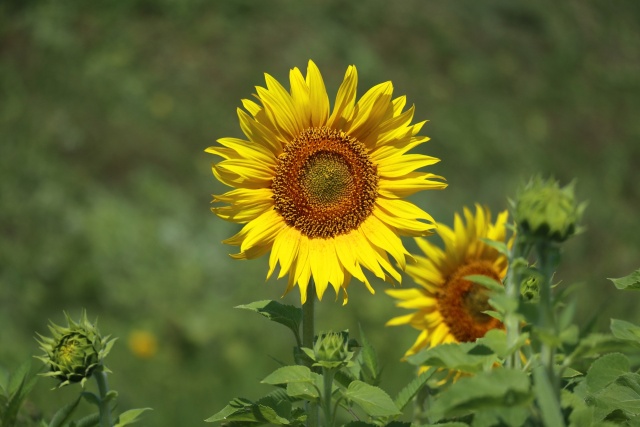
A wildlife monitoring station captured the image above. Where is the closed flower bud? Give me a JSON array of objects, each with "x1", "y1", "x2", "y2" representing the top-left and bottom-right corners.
[
  {"x1": 312, "y1": 331, "x2": 354, "y2": 369},
  {"x1": 514, "y1": 177, "x2": 585, "y2": 243},
  {"x1": 35, "y1": 310, "x2": 116, "y2": 388}
]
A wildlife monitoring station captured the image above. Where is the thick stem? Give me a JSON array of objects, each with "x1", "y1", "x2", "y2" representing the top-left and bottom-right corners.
[
  {"x1": 302, "y1": 284, "x2": 316, "y2": 353},
  {"x1": 504, "y1": 239, "x2": 530, "y2": 369},
  {"x1": 95, "y1": 370, "x2": 113, "y2": 427},
  {"x1": 302, "y1": 282, "x2": 318, "y2": 427},
  {"x1": 537, "y1": 242, "x2": 560, "y2": 399},
  {"x1": 322, "y1": 367, "x2": 336, "y2": 427}
]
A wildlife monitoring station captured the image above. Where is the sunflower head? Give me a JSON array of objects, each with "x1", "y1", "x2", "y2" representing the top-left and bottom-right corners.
[
  {"x1": 35, "y1": 311, "x2": 115, "y2": 388},
  {"x1": 207, "y1": 60, "x2": 446, "y2": 304},
  {"x1": 386, "y1": 205, "x2": 512, "y2": 357},
  {"x1": 514, "y1": 177, "x2": 585, "y2": 243}
]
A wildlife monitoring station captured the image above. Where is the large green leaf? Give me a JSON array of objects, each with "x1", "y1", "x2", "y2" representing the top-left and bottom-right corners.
[
  {"x1": 610, "y1": 318, "x2": 640, "y2": 345},
  {"x1": 344, "y1": 380, "x2": 401, "y2": 417},
  {"x1": 429, "y1": 368, "x2": 532, "y2": 421},
  {"x1": 586, "y1": 353, "x2": 629, "y2": 392},
  {"x1": 609, "y1": 269, "x2": 640, "y2": 291},
  {"x1": 407, "y1": 342, "x2": 497, "y2": 373},
  {"x1": 236, "y1": 300, "x2": 302, "y2": 338},
  {"x1": 261, "y1": 365, "x2": 313, "y2": 385}
]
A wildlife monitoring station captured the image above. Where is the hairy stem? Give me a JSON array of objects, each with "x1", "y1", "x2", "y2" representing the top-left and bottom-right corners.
[{"x1": 95, "y1": 370, "x2": 113, "y2": 427}]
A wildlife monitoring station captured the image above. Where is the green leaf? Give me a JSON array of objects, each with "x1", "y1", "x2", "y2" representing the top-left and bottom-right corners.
[
  {"x1": 355, "y1": 325, "x2": 381, "y2": 386},
  {"x1": 566, "y1": 333, "x2": 627, "y2": 361},
  {"x1": 609, "y1": 268, "x2": 640, "y2": 290},
  {"x1": 70, "y1": 412, "x2": 100, "y2": 427},
  {"x1": 394, "y1": 367, "x2": 436, "y2": 412},
  {"x1": 7, "y1": 360, "x2": 32, "y2": 396},
  {"x1": 610, "y1": 318, "x2": 640, "y2": 345},
  {"x1": 344, "y1": 380, "x2": 401, "y2": 417},
  {"x1": 261, "y1": 365, "x2": 313, "y2": 385},
  {"x1": 430, "y1": 368, "x2": 532, "y2": 421},
  {"x1": 342, "y1": 422, "x2": 377, "y2": 427},
  {"x1": 2, "y1": 361, "x2": 39, "y2": 426},
  {"x1": 236, "y1": 300, "x2": 302, "y2": 338},
  {"x1": 532, "y1": 366, "x2": 565, "y2": 427},
  {"x1": 205, "y1": 397, "x2": 255, "y2": 423},
  {"x1": 407, "y1": 342, "x2": 497, "y2": 373},
  {"x1": 479, "y1": 238, "x2": 511, "y2": 257},
  {"x1": 417, "y1": 423, "x2": 468, "y2": 427},
  {"x1": 488, "y1": 292, "x2": 518, "y2": 314},
  {"x1": 48, "y1": 395, "x2": 81, "y2": 427},
  {"x1": 464, "y1": 274, "x2": 505, "y2": 293},
  {"x1": 586, "y1": 353, "x2": 629, "y2": 392},
  {"x1": 114, "y1": 408, "x2": 152, "y2": 427},
  {"x1": 0, "y1": 365, "x2": 8, "y2": 395},
  {"x1": 82, "y1": 391, "x2": 101, "y2": 406}
]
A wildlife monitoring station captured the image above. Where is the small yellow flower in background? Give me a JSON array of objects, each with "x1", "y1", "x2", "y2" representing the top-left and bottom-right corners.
[
  {"x1": 386, "y1": 205, "x2": 512, "y2": 357},
  {"x1": 128, "y1": 330, "x2": 158, "y2": 359},
  {"x1": 207, "y1": 60, "x2": 446, "y2": 304}
]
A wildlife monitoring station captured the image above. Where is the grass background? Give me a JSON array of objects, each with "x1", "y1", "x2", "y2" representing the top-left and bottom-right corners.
[{"x1": 1, "y1": 0, "x2": 639, "y2": 425}]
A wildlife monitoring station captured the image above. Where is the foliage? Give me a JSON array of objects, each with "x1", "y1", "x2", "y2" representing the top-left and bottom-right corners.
[{"x1": 1, "y1": 0, "x2": 639, "y2": 425}]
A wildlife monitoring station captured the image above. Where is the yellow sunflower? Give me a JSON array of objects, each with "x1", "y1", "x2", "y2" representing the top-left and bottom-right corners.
[
  {"x1": 207, "y1": 60, "x2": 446, "y2": 304},
  {"x1": 386, "y1": 205, "x2": 512, "y2": 357}
]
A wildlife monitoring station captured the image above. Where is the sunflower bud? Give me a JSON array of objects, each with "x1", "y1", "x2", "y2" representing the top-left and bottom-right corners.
[
  {"x1": 310, "y1": 331, "x2": 354, "y2": 369},
  {"x1": 35, "y1": 310, "x2": 116, "y2": 388},
  {"x1": 514, "y1": 177, "x2": 585, "y2": 243},
  {"x1": 520, "y1": 271, "x2": 541, "y2": 302}
]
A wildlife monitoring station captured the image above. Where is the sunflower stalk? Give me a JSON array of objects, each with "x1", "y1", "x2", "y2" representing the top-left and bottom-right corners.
[
  {"x1": 504, "y1": 238, "x2": 532, "y2": 369},
  {"x1": 321, "y1": 367, "x2": 337, "y2": 427},
  {"x1": 302, "y1": 282, "x2": 319, "y2": 427},
  {"x1": 536, "y1": 241, "x2": 561, "y2": 400},
  {"x1": 95, "y1": 370, "x2": 113, "y2": 427}
]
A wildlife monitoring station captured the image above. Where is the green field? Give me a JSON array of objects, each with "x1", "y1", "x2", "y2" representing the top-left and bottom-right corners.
[{"x1": 1, "y1": 0, "x2": 639, "y2": 425}]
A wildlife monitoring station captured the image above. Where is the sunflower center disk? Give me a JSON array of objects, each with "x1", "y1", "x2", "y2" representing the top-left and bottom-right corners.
[
  {"x1": 272, "y1": 127, "x2": 378, "y2": 239},
  {"x1": 300, "y1": 152, "x2": 354, "y2": 206},
  {"x1": 437, "y1": 261, "x2": 503, "y2": 342}
]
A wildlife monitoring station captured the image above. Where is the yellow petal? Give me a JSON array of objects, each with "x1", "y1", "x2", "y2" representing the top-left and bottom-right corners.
[
  {"x1": 306, "y1": 60, "x2": 330, "y2": 127},
  {"x1": 328, "y1": 65, "x2": 357, "y2": 129}
]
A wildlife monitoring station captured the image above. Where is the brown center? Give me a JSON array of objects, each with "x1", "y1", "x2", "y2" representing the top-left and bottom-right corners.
[
  {"x1": 272, "y1": 126, "x2": 378, "y2": 238},
  {"x1": 436, "y1": 261, "x2": 503, "y2": 342}
]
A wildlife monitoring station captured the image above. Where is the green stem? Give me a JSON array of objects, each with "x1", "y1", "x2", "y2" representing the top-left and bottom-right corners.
[
  {"x1": 302, "y1": 282, "x2": 318, "y2": 427},
  {"x1": 322, "y1": 367, "x2": 336, "y2": 427},
  {"x1": 536, "y1": 242, "x2": 560, "y2": 399},
  {"x1": 504, "y1": 238, "x2": 530, "y2": 369},
  {"x1": 302, "y1": 284, "x2": 316, "y2": 353},
  {"x1": 95, "y1": 370, "x2": 113, "y2": 427}
]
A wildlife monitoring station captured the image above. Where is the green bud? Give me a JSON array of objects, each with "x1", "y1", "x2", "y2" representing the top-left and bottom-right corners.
[
  {"x1": 514, "y1": 177, "x2": 586, "y2": 243},
  {"x1": 520, "y1": 271, "x2": 541, "y2": 302},
  {"x1": 35, "y1": 310, "x2": 116, "y2": 388},
  {"x1": 312, "y1": 331, "x2": 354, "y2": 369}
]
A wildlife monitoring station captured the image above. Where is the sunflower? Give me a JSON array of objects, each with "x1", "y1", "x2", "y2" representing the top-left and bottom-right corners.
[
  {"x1": 386, "y1": 205, "x2": 512, "y2": 357},
  {"x1": 207, "y1": 60, "x2": 446, "y2": 304}
]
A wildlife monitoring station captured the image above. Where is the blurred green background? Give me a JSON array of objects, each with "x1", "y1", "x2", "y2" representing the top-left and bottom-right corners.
[{"x1": 1, "y1": 0, "x2": 639, "y2": 425}]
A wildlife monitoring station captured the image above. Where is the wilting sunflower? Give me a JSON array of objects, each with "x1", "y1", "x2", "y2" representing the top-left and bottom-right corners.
[
  {"x1": 386, "y1": 205, "x2": 512, "y2": 357},
  {"x1": 207, "y1": 60, "x2": 446, "y2": 304}
]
